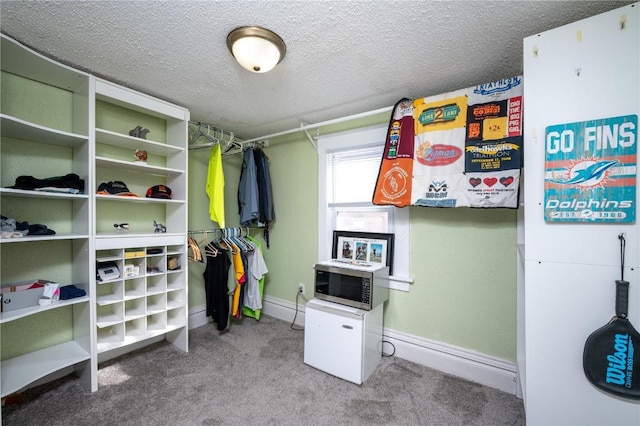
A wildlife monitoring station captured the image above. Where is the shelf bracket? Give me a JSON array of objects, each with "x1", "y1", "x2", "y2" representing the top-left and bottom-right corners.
[{"x1": 300, "y1": 123, "x2": 318, "y2": 151}]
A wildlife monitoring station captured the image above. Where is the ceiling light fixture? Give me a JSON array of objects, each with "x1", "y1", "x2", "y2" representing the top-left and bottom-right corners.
[{"x1": 227, "y1": 26, "x2": 286, "y2": 73}]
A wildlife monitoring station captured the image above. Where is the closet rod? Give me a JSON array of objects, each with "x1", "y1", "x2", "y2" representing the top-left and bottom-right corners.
[
  {"x1": 188, "y1": 227, "x2": 251, "y2": 235},
  {"x1": 239, "y1": 105, "x2": 394, "y2": 145},
  {"x1": 190, "y1": 138, "x2": 268, "y2": 154},
  {"x1": 189, "y1": 120, "x2": 234, "y2": 138},
  {"x1": 188, "y1": 142, "x2": 217, "y2": 150}
]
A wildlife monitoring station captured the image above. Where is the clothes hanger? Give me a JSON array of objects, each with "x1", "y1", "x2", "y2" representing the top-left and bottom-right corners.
[
  {"x1": 197, "y1": 230, "x2": 210, "y2": 247},
  {"x1": 194, "y1": 237, "x2": 204, "y2": 262},
  {"x1": 227, "y1": 227, "x2": 247, "y2": 253},
  {"x1": 203, "y1": 232, "x2": 220, "y2": 257},
  {"x1": 187, "y1": 236, "x2": 199, "y2": 262},
  {"x1": 192, "y1": 230, "x2": 216, "y2": 259},
  {"x1": 187, "y1": 235, "x2": 204, "y2": 262},
  {"x1": 220, "y1": 228, "x2": 238, "y2": 254},
  {"x1": 204, "y1": 241, "x2": 219, "y2": 257},
  {"x1": 236, "y1": 227, "x2": 254, "y2": 252},
  {"x1": 190, "y1": 123, "x2": 218, "y2": 146},
  {"x1": 222, "y1": 131, "x2": 243, "y2": 155}
]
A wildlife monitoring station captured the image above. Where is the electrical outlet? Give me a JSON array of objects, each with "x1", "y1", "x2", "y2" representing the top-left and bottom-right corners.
[{"x1": 298, "y1": 283, "x2": 305, "y2": 296}]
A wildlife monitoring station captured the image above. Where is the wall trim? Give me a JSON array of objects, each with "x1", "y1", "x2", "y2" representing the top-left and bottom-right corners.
[
  {"x1": 258, "y1": 295, "x2": 518, "y2": 395},
  {"x1": 262, "y1": 294, "x2": 307, "y2": 327},
  {"x1": 381, "y1": 328, "x2": 517, "y2": 394},
  {"x1": 188, "y1": 304, "x2": 211, "y2": 330},
  {"x1": 188, "y1": 298, "x2": 307, "y2": 330}
]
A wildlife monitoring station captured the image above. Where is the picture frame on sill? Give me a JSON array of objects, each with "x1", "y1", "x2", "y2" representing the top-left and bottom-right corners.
[{"x1": 331, "y1": 230, "x2": 395, "y2": 275}]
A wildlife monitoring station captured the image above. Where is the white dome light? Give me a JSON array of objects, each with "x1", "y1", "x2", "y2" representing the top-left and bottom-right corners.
[{"x1": 227, "y1": 26, "x2": 286, "y2": 73}]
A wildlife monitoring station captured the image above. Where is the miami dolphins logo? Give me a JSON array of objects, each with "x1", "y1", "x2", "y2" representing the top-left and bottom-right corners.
[{"x1": 548, "y1": 158, "x2": 618, "y2": 190}]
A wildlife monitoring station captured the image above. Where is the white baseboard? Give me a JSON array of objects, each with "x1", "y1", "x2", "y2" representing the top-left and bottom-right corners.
[
  {"x1": 188, "y1": 296, "x2": 307, "y2": 331},
  {"x1": 381, "y1": 328, "x2": 517, "y2": 394},
  {"x1": 188, "y1": 304, "x2": 211, "y2": 330},
  {"x1": 262, "y1": 294, "x2": 307, "y2": 327},
  {"x1": 260, "y1": 295, "x2": 518, "y2": 395}
]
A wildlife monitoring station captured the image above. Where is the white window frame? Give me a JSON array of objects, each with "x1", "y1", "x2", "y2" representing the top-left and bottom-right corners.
[{"x1": 317, "y1": 123, "x2": 413, "y2": 291}]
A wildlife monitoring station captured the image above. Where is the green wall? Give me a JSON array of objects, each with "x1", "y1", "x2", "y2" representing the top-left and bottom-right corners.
[
  {"x1": 2, "y1": 68, "x2": 516, "y2": 365},
  {"x1": 187, "y1": 117, "x2": 517, "y2": 363},
  {"x1": 390, "y1": 207, "x2": 516, "y2": 357}
]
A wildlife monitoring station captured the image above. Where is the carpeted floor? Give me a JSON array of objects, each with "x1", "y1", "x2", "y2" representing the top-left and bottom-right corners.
[{"x1": 2, "y1": 315, "x2": 525, "y2": 425}]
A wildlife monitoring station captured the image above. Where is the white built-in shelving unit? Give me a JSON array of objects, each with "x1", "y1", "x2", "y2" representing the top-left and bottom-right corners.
[
  {"x1": 0, "y1": 34, "x2": 96, "y2": 409},
  {"x1": 0, "y1": 33, "x2": 190, "y2": 420},
  {"x1": 93, "y1": 77, "x2": 189, "y2": 357}
]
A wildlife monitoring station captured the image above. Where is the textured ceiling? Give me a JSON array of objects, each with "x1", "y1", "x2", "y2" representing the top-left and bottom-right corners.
[{"x1": 0, "y1": 1, "x2": 634, "y2": 140}]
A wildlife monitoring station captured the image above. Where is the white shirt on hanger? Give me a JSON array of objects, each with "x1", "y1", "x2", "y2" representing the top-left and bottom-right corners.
[{"x1": 243, "y1": 242, "x2": 268, "y2": 310}]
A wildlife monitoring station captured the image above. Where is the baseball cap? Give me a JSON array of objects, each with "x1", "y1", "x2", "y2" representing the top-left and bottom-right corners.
[
  {"x1": 97, "y1": 181, "x2": 139, "y2": 197},
  {"x1": 146, "y1": 184, "x2": 172, "y2": 199}
]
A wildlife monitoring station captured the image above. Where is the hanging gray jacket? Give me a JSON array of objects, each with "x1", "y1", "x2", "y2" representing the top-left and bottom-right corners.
[{"x1": 238, "y1": 148, "x2": 260, "y2": 226}]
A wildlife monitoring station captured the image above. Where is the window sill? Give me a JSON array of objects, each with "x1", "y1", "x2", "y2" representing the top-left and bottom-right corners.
[{"x1": 389, "y1": 275, "x2": 413, "y2": 292}]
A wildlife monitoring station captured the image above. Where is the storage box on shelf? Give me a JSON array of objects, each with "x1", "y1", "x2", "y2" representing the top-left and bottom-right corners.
[{"x1": 0, "y1": 33, "x2": 97, "y2": 405}]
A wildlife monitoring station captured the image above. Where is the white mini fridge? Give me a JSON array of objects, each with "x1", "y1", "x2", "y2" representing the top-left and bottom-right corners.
[{"x1": 303, "y1": 298, "x2": 384, "y2": 385}]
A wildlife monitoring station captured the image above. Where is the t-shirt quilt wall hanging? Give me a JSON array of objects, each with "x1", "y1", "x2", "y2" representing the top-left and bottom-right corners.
[{"x1": 372, "y1": 76, "x2": 523, "y2": 209}]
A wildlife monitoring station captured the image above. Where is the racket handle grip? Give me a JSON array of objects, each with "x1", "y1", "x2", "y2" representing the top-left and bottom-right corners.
[{"x1": 615, "y1": 280, "x2": 629, "y2": 318}]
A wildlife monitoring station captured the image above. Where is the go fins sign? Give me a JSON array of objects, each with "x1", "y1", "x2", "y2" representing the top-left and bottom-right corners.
[{"x1": 544, "y1": 115, "x2": 637, "y2": 223}]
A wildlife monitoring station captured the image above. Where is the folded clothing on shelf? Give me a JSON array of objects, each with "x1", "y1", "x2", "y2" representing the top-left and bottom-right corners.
[
  {"x1": 60, "y1": 285, "x2": 86, "y2": 300},
  {"x1": 28, "y1": 224, "x2": 56, "y2": 235},
  {"x1": 10, "y1": 173, "x2": 85, "y2": 193},
  {"x1": 1, "y1": 217, "x2": 28, "y2": 235},
  {"x1": 1, "y1": 216, "x2": 56, "y2": 237}
]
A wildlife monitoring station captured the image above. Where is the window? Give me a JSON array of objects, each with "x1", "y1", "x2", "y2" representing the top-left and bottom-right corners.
[
  {"x1": 328, "y1": 145, "x2": 391, "y2": 233},
  {"x1": 318, "y1": 124, "x2": 412, "y2": 291}
]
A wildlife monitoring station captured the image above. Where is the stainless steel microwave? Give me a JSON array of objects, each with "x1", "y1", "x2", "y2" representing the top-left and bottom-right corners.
[{"x1": 313, "y1": 260, "x2": 389, "y2": 310}]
